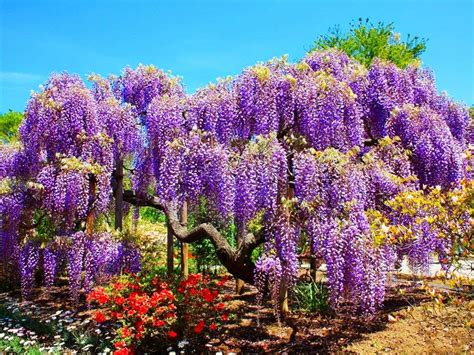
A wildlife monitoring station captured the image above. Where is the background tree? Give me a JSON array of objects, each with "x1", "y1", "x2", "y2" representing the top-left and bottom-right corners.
[
  {"x1": 311, "y1": 18, "x2": 427, "y2": 68},
  {"x1": 0, "y1": 110, "x2": 23, "y2": 143}
]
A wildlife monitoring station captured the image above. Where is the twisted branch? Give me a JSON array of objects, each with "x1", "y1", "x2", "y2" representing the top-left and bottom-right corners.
[{"x1": 122, "y1": 190, "x2": 260, "y2": 284}]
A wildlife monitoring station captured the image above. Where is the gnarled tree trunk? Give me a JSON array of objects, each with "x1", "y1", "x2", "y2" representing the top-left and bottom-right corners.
[
  {"x1": 180, "y1": 202, "x2": 189, "y2": 277},
  {"x1": 121, "y1": 190, "x2": 262, "y2": 284},
  {"x1": 114, "y1": 158, "x2": 124, "y2": 231}
]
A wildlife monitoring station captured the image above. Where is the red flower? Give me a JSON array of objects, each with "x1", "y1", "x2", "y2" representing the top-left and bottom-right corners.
[
  {"x1": 221, "y1": 313, "x2": 229, "y2": 321},
  {"x1": 120, "y1": 327, "x2": 131, "y2": 338},
  {"x1": 135, "y1": 331, "x2": 143, "y2": 340},
  {"x1": 164, "y1": 312, "x2": 176, "y2": 319},
  {"x1": 194, "y1": 320, "x2": 205, "y2": 334},
  {"x1": 153, "y1": 319, "x2": 166, "y2": 327},
  {"x1": 209, "y1": 323, "x2": 217, "y2": 331},
  {"x1": 113, "y1": 282, "x2": 126, "y2": 291},
  {"x1": 135, "y1": 318, "x2": 144, "y2": 331},
  {"x1": 113, "y1": 348, "x2": 133, "y2": 355},
  {"x1": 114, "y1": 341, "x2": 126, "y2": 348},
  {"x1": 88, "y1": 287, "x2": 109, "y2": 305},
  {"x1": 201, "y1": 288, "x2": 214, "y2": 302},
  {"x1": 138, "y1": 305, "x2": 149, "y2": 315},
  {"x1": 114, "y1": 296, "x2": 125, "y2": 305},
  {"x1": 94, "y1": 311, "x2": 107, "y2": 323},
  {"x1": 129, "y1": 292, "x2": 139, "y2": 301},
  {"x1": 217, "y1": 302, "x2": 225, "y2": 310},
  {"x1": 167, "y1": 330, "x2": 177, "y2": 339}
]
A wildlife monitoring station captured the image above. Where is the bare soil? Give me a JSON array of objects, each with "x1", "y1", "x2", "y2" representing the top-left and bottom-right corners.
[{"x1": 210, "y1": 279, "x2": 473, "y2": 354}]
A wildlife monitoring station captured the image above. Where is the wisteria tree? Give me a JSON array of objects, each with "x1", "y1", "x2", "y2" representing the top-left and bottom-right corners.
[{"x1": 0, "y1": 49, "x2": 472, "y2": 315}]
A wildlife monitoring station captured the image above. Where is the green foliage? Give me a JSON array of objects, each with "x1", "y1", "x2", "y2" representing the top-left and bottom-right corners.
[
  {"x1": 0, "y1": 304, "x2": 54, "y2": 337},
  {"x1": 190, "y1": 239, "x2": 221, "y2": 274},
  {"x1": 189, "y1": 222, "x2": 237, "y2": 274},
  {"x1": 0, "y1": 110, "x2": 23, "y2": 143},
  {"x1": 0, "y1": 304, "x2": 107, "y2": 353},
  {"x1": 0, "y1": 335, "x2": 43, "y2": 354},
  {"x1": 34, "y1": 213, "x2": 57, "y2": 241},
  {"x1": 251, "y1": 244, "x2": 264, "y2": 263},
  {"x1": 140, "y1": 206, "x2": 166, "y2": 224},
  {"x1": 292, "y1": 280, "x2": 329, "y2": 314},
  {"x1": 311, "y1": 18, "x2": 427, "y2": 68},
  {"x1": 185, "y1": 198, "x2": 236, "y2": 274}
]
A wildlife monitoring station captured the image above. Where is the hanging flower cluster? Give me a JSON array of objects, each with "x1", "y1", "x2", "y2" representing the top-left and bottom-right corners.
[{"x1": 17, "y1": 232, "x2": 141, "y2": 301}]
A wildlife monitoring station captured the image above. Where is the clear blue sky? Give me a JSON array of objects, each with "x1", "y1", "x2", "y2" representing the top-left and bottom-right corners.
[{"x1": 0, "y1": 0, "x2": 473, "y2": 113}]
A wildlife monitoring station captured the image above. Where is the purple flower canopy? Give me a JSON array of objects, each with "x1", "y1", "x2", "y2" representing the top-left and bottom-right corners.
[{"x1": 0, "y1": 50, "x2": 470, "y2": 312}]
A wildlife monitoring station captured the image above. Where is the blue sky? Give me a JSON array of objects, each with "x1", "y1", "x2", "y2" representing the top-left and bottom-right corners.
[{"x1": 0, "y1": 0, "x2": 473, "y2": 112}]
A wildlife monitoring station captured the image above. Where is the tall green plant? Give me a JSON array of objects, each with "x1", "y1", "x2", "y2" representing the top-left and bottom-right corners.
[{"x1": 292, "y1": 280, "x2": 329, "y2": 314}]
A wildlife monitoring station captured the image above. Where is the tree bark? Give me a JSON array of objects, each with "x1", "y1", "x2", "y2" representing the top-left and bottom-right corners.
[
  {"x1": 279, "y1": 162, "x2": 295, "y2": 315},
  {"x1": 235, "y1": 278, "x2": 245, "y2": 295},
  {"x1": 310, "y1": 255, "x2": 322, "y2": 281},
  {"x1": 166, "y1": 221, "x2": 174, "y2": 277},
  {"x1": 86, "y1": 175, "x2": 97, "y2": 235},
  {"x1": 166, "y1": 208, "x2": 257, "y2": 284},
  {"x1": 180, "y1": 202, "x2": 189, "y2": 278},
  {"x1": 114, "y1": 159, "x2": 124, "y2": 231},
  {"x1": 279, "y1": 279, "x2": 289, "y2": 314}
]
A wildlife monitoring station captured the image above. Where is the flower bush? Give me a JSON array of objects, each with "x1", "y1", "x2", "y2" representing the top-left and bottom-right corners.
[{"x1": 87, "y1": 273, "x2": 232, "y2": 354}]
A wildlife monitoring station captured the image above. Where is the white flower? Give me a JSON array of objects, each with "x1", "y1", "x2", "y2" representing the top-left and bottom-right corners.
[{"x1": 178, "y1": 340, "x2": 189, "y2": 348}]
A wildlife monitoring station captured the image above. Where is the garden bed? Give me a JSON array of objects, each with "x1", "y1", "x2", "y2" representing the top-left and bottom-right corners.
[{"x1": 0, "y1": 275, "x2": 472, "y2": 354}]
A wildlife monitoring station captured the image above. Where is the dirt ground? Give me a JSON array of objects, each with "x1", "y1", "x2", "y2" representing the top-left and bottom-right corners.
[
  {"x1": 211, "y1": 279, "x2": 473, "y2": 354},
  {"x1": 344, "y1": 302, "x2": 473, "y2": 354}
]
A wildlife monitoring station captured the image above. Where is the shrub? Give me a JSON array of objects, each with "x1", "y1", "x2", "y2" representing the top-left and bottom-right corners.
[{"x1": 87, "y1": 273, "x2": 232, "y2": 353}]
